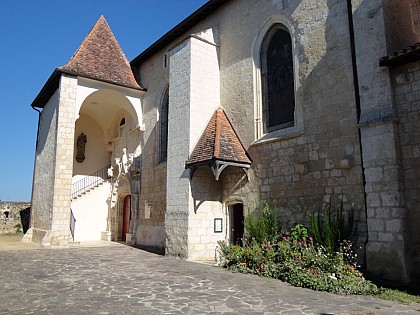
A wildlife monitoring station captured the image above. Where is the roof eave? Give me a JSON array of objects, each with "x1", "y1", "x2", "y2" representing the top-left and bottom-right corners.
[
  {"x1": 379, "y1": 46, "x2": 420, "y2": 68},
  {"x1": 131, "y1": 0, "x2": 231, "y2": 67},
  {"x1": 31, "y1": 69, "x2": 146, "y2": 109},
  {"x1": 59, "y1": 69, "x2": 146, "y2": 92},
  {"x1": 185, "y1": 156, "x2": 252, "y2": 168},
  {"x1": 31, "y1": 69, "x2": 63, "y2": 109}
]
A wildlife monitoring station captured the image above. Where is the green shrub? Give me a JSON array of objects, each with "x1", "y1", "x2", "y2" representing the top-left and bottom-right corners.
[
  {"x1": 308, "y1": 202, "x2": 357, "y2": 253},
  {"x1": 245, "y1": 201, "x2": 281, "y2": 244},
  {"x1": 290, "y1": 224, "x2": 309, "y2": 241},
  {"x1": 218, "y1": 202, "x2": 377, "y2": 295},
  {"x1": 14, "y1": 223, "x2": 22, "y2": 234},
  {"x1": 217, "y1": 231, "x2": 378, "y2": 295}
]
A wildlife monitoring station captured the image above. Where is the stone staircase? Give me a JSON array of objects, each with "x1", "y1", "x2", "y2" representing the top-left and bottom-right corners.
[
  {"x1": 71, "y1": 180, "x2": 111, "y2": 242},
  {"x1": 71, "y1": 164, "x2": 111, "y2": 200}
]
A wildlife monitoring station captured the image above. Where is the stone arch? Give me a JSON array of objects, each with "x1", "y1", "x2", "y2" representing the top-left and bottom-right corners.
[
  {"x1": 111, "y1": 109, "x2": 136, "y2": 140},
  {"x1": 252, "y1": 16, "x2": 302, "y2": 140},
  {"x1": 111, "y1": 175, "x2": 132, "y2": 241},
  {"x1": 76, "y1": 87, "x2": 141, "y2": 128},
  {"x1": 73, "y1": 88, "x2": 139, "y2": 180}
]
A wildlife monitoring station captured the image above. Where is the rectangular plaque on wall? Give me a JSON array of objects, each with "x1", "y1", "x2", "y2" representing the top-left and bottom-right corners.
[{"x1": 214, "y1": 218, "x2": 222, "y2": 233}]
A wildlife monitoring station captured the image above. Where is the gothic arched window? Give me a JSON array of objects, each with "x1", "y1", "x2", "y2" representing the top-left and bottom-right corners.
[
  {"x1": 158, "y1": 88, "x2": 169, "y2": 163},
  {"x1": 261, "y1": 25, "x2": 295, "y2": 132}
]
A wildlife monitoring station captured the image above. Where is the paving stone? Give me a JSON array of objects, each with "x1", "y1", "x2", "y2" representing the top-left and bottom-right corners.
[{"x1": 0, "y1": 239, "x2": 419, "y2": 314}]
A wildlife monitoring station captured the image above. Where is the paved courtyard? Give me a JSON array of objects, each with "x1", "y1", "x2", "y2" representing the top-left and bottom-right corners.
[{"x1": 0, "y1": 236, "x2": 419, "y2": 315}]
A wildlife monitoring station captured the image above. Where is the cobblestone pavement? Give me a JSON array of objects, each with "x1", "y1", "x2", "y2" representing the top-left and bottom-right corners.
[{"x1": 0, "y1": 240, "x2": 419, "y2": 315}]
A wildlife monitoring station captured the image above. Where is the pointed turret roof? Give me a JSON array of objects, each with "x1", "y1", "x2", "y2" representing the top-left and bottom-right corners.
[
  {"x1": 59, "y1": 16, "x2": 140, "y2": 89},
  {"x1": 186, "y1": 107, "x2": 252, "y2": 166},
  {"x1": 32, "y1": 16, "x2": 143, "y2": 108}
]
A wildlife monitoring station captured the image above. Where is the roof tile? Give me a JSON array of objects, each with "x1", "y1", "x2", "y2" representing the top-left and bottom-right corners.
[
  {"x1": 186, "y1": 107, "x2": 252, "y2": 166},
  {"x1": 379, "y1": 43, "x2": 420, "y2": 68},
  {"x1": 60, "y1": 16, "x2": 142, "y2": 90}
]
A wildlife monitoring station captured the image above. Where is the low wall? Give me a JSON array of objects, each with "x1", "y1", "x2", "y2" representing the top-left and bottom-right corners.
[{"x1": 0, "y1": 202, "x2": 31, "y2": 234}]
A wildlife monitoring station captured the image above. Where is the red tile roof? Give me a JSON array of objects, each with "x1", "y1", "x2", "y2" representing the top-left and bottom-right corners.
[
  {"x1": 32, "y1": 16, "x2": 144, "y2": 108},
  {"x1": 186, "y1": 107, "x2": 252, "y2": 166},
  {"x1": 60, "y1": 16, "x2": 141, "y2": 89}
]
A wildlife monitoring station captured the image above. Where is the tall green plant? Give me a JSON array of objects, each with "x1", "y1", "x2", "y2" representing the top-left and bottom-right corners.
[
  {"x1": 245, "y1": 202, "x2": 281, "y2": 244},
  {"x1": 309, "y1": 202, "x2": 357, "y2": 253}
]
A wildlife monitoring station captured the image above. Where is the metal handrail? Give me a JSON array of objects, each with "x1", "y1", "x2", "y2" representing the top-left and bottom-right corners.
[
  {"x1": 71, "y1": 164, "x2": 111, "y2": 199},
  {"x1": 70, "y1": 208, "x2": 76, "y2": 240}
]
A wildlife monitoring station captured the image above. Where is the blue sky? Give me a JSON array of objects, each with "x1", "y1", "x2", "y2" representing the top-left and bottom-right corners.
[{"x1": 0, "y1": 0, "x2": 207, "y2": 202}]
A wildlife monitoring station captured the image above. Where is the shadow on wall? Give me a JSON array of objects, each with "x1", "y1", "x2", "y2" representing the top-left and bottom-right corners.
[{"x1": 20, "y1": 207, "x2": 31, "y2": 234}]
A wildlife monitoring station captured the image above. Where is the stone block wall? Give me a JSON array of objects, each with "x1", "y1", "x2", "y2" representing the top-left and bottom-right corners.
[
  {"x1": 0, "y1": 202, "x2": 30, "y2": 234},
  {"x1": 166, "y1": 38, "x2": 192, "y2": 258},
  {"x1": 382, "y1": 0, "x2": 420, "y2": 51},
  {"x1": 31, "y1": 89, "x2": 59, "y2": 232},
  {"x1": 392, "y1": 60, "x2": 420, "y2": 283},
  {"x1": 49, "y1": 75, "x2": 77, "y2": 245},
  {"x1": 361, "y1": 122, "x2": 408, "y2": 283},
  {"x1": 134, "y1": 42, "x2": 169, "y2": 250},
  {"x1": 218, "y1": 0, "x2": 366, "y2": 232},
  {"x1": 166, "y1": 33, "x2": 223, "y2": 260},
  {"x1": 132, "y1": 0, "x2": 417, "y2": 283},
  {"x1": 27, "y1": 74, "x2": 77, "y2": 247}
]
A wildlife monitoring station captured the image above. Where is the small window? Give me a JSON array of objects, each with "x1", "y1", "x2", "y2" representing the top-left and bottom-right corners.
[
  {"x1": 119, "y1": 117, "x2": 126, "y2": 137},
  {"x1": 261, "y1": 25, "x2": 295, "y2": 133},
  {"x1": 163, "y1": 54, "x2": 168, "y2": 68},
  {"x1": 158, "y1": 88, "x2": 169, "y2": 163}
]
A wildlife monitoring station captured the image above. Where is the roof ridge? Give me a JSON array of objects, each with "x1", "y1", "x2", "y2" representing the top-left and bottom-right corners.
[
  {"x1": 65, "y1": 16, "x2": 108, "y2": 66},
  {"x1": 59, "y1": 16, "x2": 142, "y2": 90},
  {"x1": 213, "y1": 108, "x2": 223, "y2": 158},
  {"x1": 186, "y1": 107, "x2": 252, "y2": 167}
]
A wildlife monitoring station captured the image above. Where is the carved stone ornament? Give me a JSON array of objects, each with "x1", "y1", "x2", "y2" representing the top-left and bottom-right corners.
[{"x1": 76, "y1": 133, "x2": 87, "y2": 163}]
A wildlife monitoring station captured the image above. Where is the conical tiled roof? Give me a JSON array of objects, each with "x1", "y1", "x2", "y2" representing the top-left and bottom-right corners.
[
  {"x1": 59, "y1": 16, "x2": 141, "y2": 89},
  {"x1": 186, "y1": 107, "x2": 252, "y2": 166}
]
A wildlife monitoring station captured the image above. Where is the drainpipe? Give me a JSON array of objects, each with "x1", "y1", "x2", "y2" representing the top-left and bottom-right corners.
[
  {"x1": 28, "y1": 105, "x2": 42, "y2": 230},
  {"x1": 346, "y1": 0, "x2": 369, "y2": 267}
]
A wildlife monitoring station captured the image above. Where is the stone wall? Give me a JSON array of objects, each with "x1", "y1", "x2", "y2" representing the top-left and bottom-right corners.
[
  {"x1": 217, "y1": 0, "x2": 366, "y2": 233},
  {"x1": 391, "y1": 60, "x2": 420, "y2": 284},
  {"x1": 133, "y1": 0, "x2": 417, "y2": 283},
  {"x1": 382, "y1": 0, "x2": 420, "y2": 51},
  {"x1": 28, "y1": 74, "x2": 77, "y2": 246},
  {"x1": 0, "y1": 202, "x2": 30, "y2": 234},
  {"x1": 137, "y1": 0, "x2": 368, "y2": 257}
]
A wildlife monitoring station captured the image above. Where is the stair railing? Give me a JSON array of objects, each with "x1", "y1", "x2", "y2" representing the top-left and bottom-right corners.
[
  {"x1": 71, "y1": 164, "x2": 111, "y2": 199},
  {"x1": 70, "y1": 208, "x2": 76, "y2": 240}
]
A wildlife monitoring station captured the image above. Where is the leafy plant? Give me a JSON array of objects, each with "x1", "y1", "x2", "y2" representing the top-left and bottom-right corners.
[
  {"x1": 245, "y1": 201, "x2": 281, "y2": 244},
  {"x1": 308, "y1": 202, "x2": 357, "y2": 253},
  {"x1": 217, "y1": 225, "x2": 378, "y2": 295},
  {"x1": 290, "y1": 224, "x2": 308, "y2": 240},
  {"x1": 14, "y1": 223, "x2": 22, "y2": 234}
]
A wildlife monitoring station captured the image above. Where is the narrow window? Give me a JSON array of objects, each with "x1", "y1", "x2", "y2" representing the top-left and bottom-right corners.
[
  {"x1": 163, "y1": 54, "x2": 168, "y2": 68},
  {"x1": 119, "y1": 117, "x2": 126, "y2": 137},
  {"x1": 159, "y1": 88, "x2": 169, "y2": 163},
  {"x1": 261, "y1": 25, "x2": 295, "y2": 132}
]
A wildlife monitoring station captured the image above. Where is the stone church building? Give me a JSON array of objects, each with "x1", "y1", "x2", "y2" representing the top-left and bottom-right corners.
[{"x1": 25, "y1": 0, "x2": 419, "y2": 286}]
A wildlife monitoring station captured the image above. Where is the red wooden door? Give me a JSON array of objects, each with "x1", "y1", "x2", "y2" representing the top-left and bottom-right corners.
[{"x1": 122, "y1": 195, "x2": 130, "y2": 241}]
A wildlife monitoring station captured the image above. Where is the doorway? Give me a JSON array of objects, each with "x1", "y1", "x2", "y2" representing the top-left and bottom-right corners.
[
  {"x1": 230, "y1": 204, "x2": 244, "y2": 246},
  {"x1": 121, "y1": 195, "x2": 131, "y2": 241}
]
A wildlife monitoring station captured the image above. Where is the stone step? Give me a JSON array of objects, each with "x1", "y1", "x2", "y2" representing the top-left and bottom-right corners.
[{"x1": 69, "y1": 241, "x2": 80, "y2": 247}]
